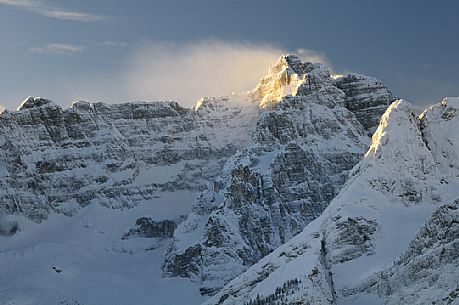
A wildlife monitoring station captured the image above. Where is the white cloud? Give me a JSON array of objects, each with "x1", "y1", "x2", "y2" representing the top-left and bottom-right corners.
[
  {"x1": 29, "y1": 40, "x2": 129, "y2": 56},
  {"x1": 120, "y1": 40, "x2": 283, "y2": 106},
  {"x1": 0, "y1": 0, "x2": 106, "y2": 21},
  {"x1": 30, "y1": 43, "x2": 85, "y2": 54},
  {"x1": 101, "y1": 41, "x2": 128, "y2": 48},
  {"x1": 296, "y1": 48, "x2": 333, "y2": 71},
  {"x1": 118, "y1": 40, "x2": 329, "y2": 106},
  {"x1": 3, "y1": 40, "x2": 330, "y2": 109},
  {"x1": 0, "y1": 0, "x2": 34, "y2": 6}
]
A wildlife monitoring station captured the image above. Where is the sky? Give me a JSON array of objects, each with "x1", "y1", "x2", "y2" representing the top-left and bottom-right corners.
[{"x1": 0, "y1": 0, "x2": 458, "y2": 110}]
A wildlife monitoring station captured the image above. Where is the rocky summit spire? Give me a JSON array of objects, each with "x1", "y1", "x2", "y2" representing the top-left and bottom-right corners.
[
  {"x1": 17, "y1": 96, "x2": 57, "y2": 111},
  {"x1": 250, "y1": 54, "x2": 396, "y2": 134},
  {"x1": 250, "y1": 54, "x2": 329, "y2": 109}
]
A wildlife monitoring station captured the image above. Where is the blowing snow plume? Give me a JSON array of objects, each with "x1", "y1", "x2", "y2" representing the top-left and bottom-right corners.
[
  {"x1": 123, "y1": 41, "x2": 329, "y2": 107},
  {"x1": 0, "y1": 40, "x2": 328, "y2": 109}
]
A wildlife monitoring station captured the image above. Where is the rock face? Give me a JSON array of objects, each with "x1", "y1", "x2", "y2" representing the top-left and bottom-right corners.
[
  {"x1": 122, "y1": 216, "x2": 186, "y2": 240},
  {"x1": 0, "y1": 219, "x2": 19, "y2": 237},
  {"x1": 333, "y1": 74, "x2": 395, "y2": 135},
  {"x1": 0, "y1": 95, "x2": 259, "y2": 222},
  {"x1": 203, "y1": 98, "x2": 459, "y2": 305},
  {"x1": 163, "y1": 55, "x2": 396, "y2": 295}
]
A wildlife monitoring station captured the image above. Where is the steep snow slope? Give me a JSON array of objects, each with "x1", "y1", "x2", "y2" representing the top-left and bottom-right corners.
[
  {"x1": 163, "y1": 55, "x2": 395, "y2": 295},
  {"x1": 204, "y1": 98, "x2": 459, "y2": 305},
  {"x1": 345, "y1": 199, "x2": 458, "y2": 305}
]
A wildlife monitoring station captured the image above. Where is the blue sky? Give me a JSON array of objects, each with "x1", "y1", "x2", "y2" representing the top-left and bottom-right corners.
[{"x1": 0, "y1": 0, "x2": 458, "y2": 109}]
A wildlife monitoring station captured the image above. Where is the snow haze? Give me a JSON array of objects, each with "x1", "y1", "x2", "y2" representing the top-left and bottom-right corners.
[{"x1": 124, "y1": 40, "x2": 284, "y2": 107}]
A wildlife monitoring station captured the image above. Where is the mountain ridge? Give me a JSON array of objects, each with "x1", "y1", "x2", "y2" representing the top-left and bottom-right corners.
[
  {"x1": 163, "y1": 55, "x2": 396, "y2": 295},
  {"x1": 203, "y1": 98, "x2": 459, "y2": 305},
  {"x1": 3, "y1": 55, "x2": 455, "y2": 305}
]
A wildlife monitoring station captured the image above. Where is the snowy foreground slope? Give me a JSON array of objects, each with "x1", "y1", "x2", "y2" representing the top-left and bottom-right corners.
[
  {"x1": 204, "y1": 98, "x2": 459, "y2": 305},
  {"x1": 0, "y1": 192, "x2": 206, "y2": 305}
]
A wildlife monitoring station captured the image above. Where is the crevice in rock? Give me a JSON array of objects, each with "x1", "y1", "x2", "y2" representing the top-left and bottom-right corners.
[
  {"x1": 418, "y1": 115, "x2": 432, "y2": 152},
  {"x1": 320, "y1": 236, "x2": 337, "y2": 304}
]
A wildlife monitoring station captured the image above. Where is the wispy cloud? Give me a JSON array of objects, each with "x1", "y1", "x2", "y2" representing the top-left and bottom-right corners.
[
  {"x1": 119, "y1": 40, "x2": 330, "y2": 106},
  {"x1": 123, "y1": 40, "x2": 285, "y2": 106},
  {"x1": 3, "y1": 40, "x2": 331, "y2": 109},
  {"x1": 0, "y1": 0, "x2": 106, "y2": 21},
  {"x1": 30, "y1": 43, "x2": 85, "y2": 54},
  {"x1": 296, "y1": 48, "x2": 333, "y2": 71},
  {"x1": 101, "y1": 41, "x2": 128, "y2": 48},
  {"x1": 29, "y1": 41, "x2": 128, "y2": 55},
  {"x1": 419, "y1": 63, "x2": 432, "y2": 70}
]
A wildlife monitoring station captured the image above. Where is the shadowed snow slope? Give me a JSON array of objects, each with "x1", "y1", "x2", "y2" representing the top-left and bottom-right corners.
[{"x1": 204, "y1": 98, "x2": 459, "y2": 305}]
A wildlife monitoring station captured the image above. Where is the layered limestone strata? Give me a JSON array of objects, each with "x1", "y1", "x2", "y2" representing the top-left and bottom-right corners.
[{"x1": 0, "y1": 96, "x2": 259, "y2": 222}]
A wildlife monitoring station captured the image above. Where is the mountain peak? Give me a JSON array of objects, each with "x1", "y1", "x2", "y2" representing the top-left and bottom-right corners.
[
  {"x1": 366, "y1": 99, "x2": 418, "y2": 159},
  {"x1": 17, "y1": 96, "x2": 57, "y2": 111},
  {"x1": 251, "y1": 54, "x2": 329, "y2": 109},
  {"x1": 278, "y1": 54, "x2": 316, "y2": 75}
]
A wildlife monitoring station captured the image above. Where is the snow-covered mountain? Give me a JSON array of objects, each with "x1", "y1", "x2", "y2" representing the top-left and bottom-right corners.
[
  {"x1": 163, "y1": 55, "x2": 395, "y2": 295},
  {"x1": 0, "y1": 85, "x2": 262, "y2": 305},
  {"x1": 0, "y1": 94, "x2": 258, "y2": 222},
  {"x1": 2, "y1": 54, "x2": 455, "y2": 305},
  {"x1": 203, "y1": 98, "x2": 459, "y2": 305}
]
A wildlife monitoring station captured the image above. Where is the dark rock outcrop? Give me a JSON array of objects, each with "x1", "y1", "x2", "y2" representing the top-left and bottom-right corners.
[
  {"x1": 122, "y1": 216, "x2": 186, "y2": 240},
  {"x1": 333, "y1": 74, "x2": 396, "y2": 134}
]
